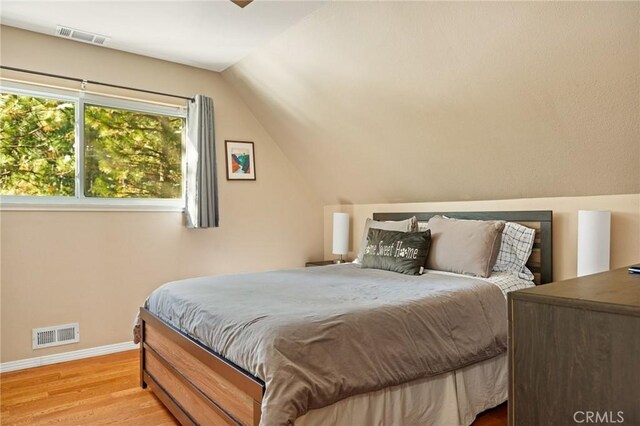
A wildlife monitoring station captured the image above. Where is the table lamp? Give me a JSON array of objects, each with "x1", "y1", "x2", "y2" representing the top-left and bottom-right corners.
[{"x1": 332, "y1": 212, "x2": 349, "y2": 263}]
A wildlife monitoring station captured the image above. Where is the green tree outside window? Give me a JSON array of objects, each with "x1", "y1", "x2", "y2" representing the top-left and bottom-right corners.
[
  {"x1": 1, "y1": 92, "x2": 184, "y2": 199},
  {"x1": 84, "y1": 105, "x2": 183, "y2": 198},
  {"x1": 0, "y1": 93, "x2": 75, "y2": 196}
]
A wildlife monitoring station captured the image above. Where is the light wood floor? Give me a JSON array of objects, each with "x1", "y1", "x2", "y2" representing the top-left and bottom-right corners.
[
  {"x1": 1, "y1": 350, "x2": 506, "y2": 425},
  {"x1": 1, "y1": 350, "x2": 174, "y2": 425}
]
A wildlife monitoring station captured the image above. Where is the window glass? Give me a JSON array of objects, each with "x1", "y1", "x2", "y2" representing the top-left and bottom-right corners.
[
  {"x1": 84, "y1": 105, "x2": 184, "y2": 198},
  {"x1": 0, "y1": 93, "x2": 75, "y2": 196},
  {"x1": 0, "y1": 85, "x2": 185, "y2": 206}
]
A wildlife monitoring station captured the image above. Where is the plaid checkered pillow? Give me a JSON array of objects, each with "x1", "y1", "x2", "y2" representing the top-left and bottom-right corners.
[{"x1": 493, "y1": 222, "x2": 535, "y2": 280}]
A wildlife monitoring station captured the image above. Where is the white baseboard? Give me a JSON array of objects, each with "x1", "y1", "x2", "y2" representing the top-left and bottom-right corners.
[{"x1": 0, "y1": 341, "x2": 139, "y2": 373}]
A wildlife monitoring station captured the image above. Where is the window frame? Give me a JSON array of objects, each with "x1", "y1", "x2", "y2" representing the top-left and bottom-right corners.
[{"x1": 0, "y1": 81, "x2": 187, "y2": 212}]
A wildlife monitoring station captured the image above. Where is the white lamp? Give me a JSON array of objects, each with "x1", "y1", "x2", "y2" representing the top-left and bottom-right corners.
[
  {"x1": 332, "y1": 212, "x2": 350, "y2": 263},
  {"x1": 577, "y1": 210, "x2": 611, "y2": 277}
]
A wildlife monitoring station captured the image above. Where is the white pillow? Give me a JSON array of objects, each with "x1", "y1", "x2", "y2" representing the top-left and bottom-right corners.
[
  {"x1": 493, "y1": 222, "x2": 535, "y2": 280},
  {"x1": 354, "y1": 217, "x2": 418, "y2": 263}
]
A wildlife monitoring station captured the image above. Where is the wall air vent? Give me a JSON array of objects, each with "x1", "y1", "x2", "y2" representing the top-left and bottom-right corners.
[
  {"x1": 32, "y1": 323, "x2": 80, "y2": 349},
  {"x1": 55, "y1": 25, "x2": 109, "y2": 46}
]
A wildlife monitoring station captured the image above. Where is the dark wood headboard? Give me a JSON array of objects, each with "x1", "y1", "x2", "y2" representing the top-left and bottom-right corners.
[{"x1": 373, "y1": 211, "x2": 553, "y2": 285}]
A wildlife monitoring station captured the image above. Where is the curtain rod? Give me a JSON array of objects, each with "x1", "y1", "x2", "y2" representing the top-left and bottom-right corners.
[{"x1": 0, "y1": 65, "x2": 195, "y2": 102}]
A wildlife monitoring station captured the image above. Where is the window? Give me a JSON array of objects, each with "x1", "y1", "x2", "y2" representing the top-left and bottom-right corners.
[
  {"x1": 84, "y1": 105, "x2": 183, "y2": 199},
  {"x1": 0, "y1": 82, "x2": 186, "y2": 210},
  {"x1": 0, "y1": 93, "x2": 76, "y2": 196}
]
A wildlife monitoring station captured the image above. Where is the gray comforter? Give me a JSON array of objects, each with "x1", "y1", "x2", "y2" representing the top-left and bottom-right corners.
[{"x1": 143, "y1": 264, "x2": 507, "y2": 425}]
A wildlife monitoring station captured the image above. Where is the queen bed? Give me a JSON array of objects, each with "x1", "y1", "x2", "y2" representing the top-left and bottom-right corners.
[{"x1": 137, "y1": 210, "x2": 553, "y2": 426}]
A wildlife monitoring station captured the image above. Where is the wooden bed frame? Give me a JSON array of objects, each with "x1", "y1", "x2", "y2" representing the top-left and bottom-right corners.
[{"x1": 139, "y1": 210, "x2": 553, "y2": 425}]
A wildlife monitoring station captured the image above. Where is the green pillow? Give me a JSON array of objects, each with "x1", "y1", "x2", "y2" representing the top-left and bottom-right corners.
[{"x1": 362, "y1": 228, "x2": 431, "y2": 275}]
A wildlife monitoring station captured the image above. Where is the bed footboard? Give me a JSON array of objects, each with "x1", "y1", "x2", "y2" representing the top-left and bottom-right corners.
[{"x1": 139, "y1": 308, "x2": 264, "y2": 425}]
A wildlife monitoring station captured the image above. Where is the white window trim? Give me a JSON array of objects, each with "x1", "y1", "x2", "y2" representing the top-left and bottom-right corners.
[
  {"x1": 0, "y1": 81, "x2": 187, "y2": 212},
  {"x1": 0, "y1": 196, "x2": 184, "y2": 212}
]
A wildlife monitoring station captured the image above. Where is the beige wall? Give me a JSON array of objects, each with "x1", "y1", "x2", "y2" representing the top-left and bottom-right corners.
[
  {"x1": 0, "y1": 26, "x2": 323, "y2": 363},
  {"x1": 324, "y1": 194, "x2": 640, "y2": 282},
  {"x1": 224, "y1": 2, "x2": 640, "y2": 205}
]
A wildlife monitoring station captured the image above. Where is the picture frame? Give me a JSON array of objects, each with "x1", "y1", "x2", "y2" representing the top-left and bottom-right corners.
[{"x1": 224, "y1": 140, "x2": 256, "y2": 181}]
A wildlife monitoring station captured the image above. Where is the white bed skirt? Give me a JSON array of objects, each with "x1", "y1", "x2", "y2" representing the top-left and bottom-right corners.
[{"x1": 296, "y1": 352, "x2": 507, "y2": 426}]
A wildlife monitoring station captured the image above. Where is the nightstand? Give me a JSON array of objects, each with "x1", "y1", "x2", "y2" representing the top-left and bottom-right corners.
[{"x1": 305, "y1": 260, "x2": 343, "y2": 267}]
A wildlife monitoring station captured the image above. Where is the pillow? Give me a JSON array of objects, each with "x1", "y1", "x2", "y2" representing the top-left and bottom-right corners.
[
  {"x1": 355, "y1": 216, "x2": 418, "y2": 263},
  {"x1": 425, "y1": 216, "x2": 505, "y2": 278},
  {"x1": 493, "y1": 222, "x2": 536, "y2": 280},
  {"x1": 362, "y1": 228, "x2": 431, "y2": 275}
]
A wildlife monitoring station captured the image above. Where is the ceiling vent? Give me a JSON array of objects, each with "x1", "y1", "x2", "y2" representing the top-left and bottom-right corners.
[{"x1": 56, "y1": 25, "x2": 109, "y2": 46}]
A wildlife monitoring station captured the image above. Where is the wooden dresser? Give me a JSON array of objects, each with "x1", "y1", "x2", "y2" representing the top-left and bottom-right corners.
[{"x1": 508, "y1": 267, "x2": 640, "y2": 426}]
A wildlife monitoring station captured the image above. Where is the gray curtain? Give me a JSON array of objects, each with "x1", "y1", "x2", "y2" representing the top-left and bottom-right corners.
[{"x1": 185, "y1": 95, "x2": 219, "y2": 228}]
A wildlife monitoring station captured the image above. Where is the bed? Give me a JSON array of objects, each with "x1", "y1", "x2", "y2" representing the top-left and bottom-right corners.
[{"x1": 138, "y1": 210, "x2": 553, "y2": 426}]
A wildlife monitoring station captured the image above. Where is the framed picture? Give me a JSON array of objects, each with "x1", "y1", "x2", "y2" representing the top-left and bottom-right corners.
[{"x1": 225, "y1": 140, "x2": 256, "y2": 181}]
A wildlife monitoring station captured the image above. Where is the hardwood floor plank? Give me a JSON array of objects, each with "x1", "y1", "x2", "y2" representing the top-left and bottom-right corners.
[
  {"x1": 1, "y1": 351, "x2": 177, "y2": 426},
  {"x1": 473, "y1": 403, "x2": 508, "y2": 426},
  {"x1": 1, "y1": 350, "x2": 506, "y2": 425}
]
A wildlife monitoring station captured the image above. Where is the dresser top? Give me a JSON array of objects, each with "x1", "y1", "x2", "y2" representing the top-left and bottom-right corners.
[{"x1": 510, "y1": 266, "x2": 640, "y2": 314}]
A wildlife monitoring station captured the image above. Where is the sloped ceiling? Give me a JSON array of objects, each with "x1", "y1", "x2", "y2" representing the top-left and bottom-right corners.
[{"x1": 222, "y1": 2, "x2": 640, "y2": 205}]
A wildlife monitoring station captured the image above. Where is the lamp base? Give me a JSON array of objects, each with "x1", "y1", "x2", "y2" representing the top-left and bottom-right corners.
[{"x1": 334, "y1": 255, "x2": 347, "y2": 264}]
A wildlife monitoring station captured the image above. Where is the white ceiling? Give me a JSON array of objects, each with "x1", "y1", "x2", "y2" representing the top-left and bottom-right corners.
[{"x1": 0, "y1": 1, "x2": 326, "y2": 72}]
